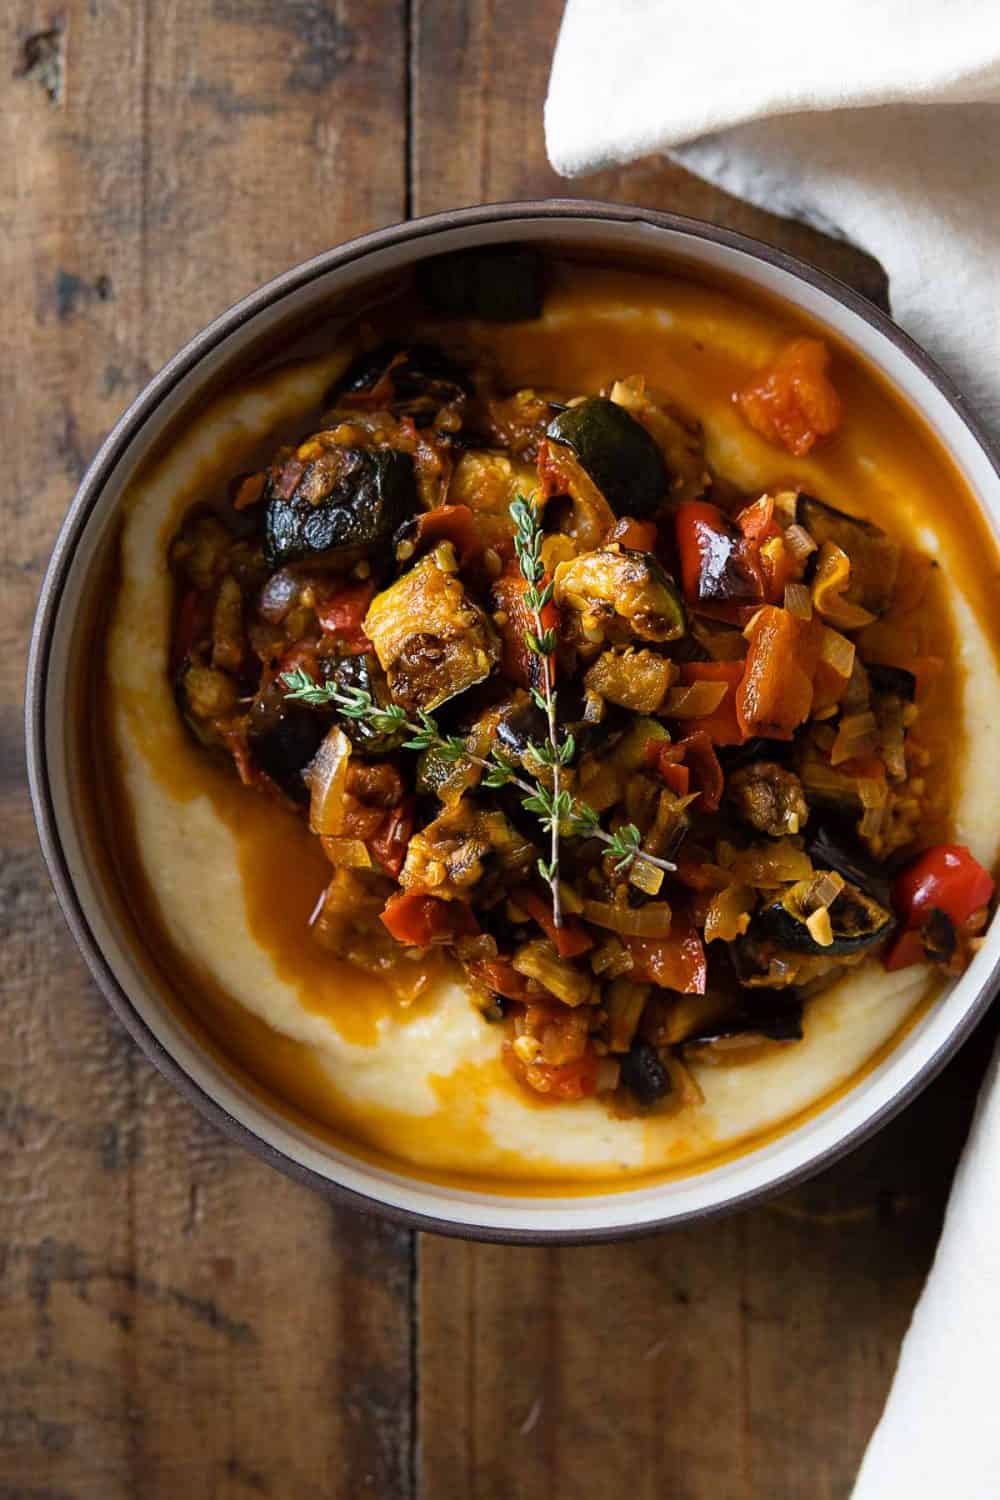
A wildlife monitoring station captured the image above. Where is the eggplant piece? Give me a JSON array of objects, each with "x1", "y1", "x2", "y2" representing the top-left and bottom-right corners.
[
  {"x1": 719, "y1": 736, "x2": 793, "y2": 772},
  {"x1": 364, "y1": 544, "x2": 500, "y2": 711},
  {"x1": 264, "y1": 447, "x2": 418, "y2": 566},
  {"x1": 755, "y1": 878, "x2": 894, "y2": 956},
  {"x1": 553, "y1": 547, "x2": 686, "y2": 645},
  {"x1": 806, "y1": 821, "x2": 892, "y2": 908},
  {"x1": 251, "y1": 709, "x2": 326, "y2": 804},
  {"x1": 684, "y1": 988, "x2": 804, "y2": 1047},
  {"x1": 797, "y1": 494, "x2": 899, "y2": 615},
  {"x1": 620, "y1": 1040, "x2": 673, "y2": 1108},
  {"x1": 494, "y1": 699, "x2": 549, "y2": 762},
  {"x1": 318, "y1": 653, "x2": 408, "y2": 756},
  {"x1": 414, "y1": 742, "x2": 478, "y2": 804},
  {"x1": 417, "y1": 247, "x2": 544, "y2": 322},
  {"x1": 546, "y1": 397, "x2": 669, "y2": 518},
  {"x1": 330, "y1": 342, "x2": 468, "y2": 427},
  {"x1": 868, "y1": 663, "x2": 917, "y2": 701}
]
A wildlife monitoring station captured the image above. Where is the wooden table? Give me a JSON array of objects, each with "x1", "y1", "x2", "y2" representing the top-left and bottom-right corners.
[{"x1": 4, "y1": 3, "x2": 995, "y2": 1495}]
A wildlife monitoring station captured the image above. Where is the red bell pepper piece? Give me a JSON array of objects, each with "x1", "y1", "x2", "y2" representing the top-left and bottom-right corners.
[
  {"x1": 513, "y1": 887, "x2": 594, "y2": 958},
  {"x1": 675, "y1": 501, "x2": 761, "y2": 606},
  {"x1": 646, "y1": 732, "x2": 724, "y2": 812},
  {"x1": 645, "y1": 741, "x2": 691, "y2": 797},
  {"x1": 607, "y1": 516, "x2": 658, "y2": 554},
  {"x1": 380, "y1": 891, "x2": 478, "y2": 947},
  {"x1": 408, "y1": 504, "x2": 482, "y2": 566},
  {"x1": 626, "y1": 920, "x2": 707, "y2": 994},
  {"x1": 894, "y1": 845, "x2": 995, "y2": 930},
  {"x1": 883, "y1": 845, "x2": 995, "y2": 971},
  {"x1": 316, "y1": 581, "x2": 375, "y2": 654}
]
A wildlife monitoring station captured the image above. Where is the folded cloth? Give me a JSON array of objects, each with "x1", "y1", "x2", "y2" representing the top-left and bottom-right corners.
[
  {"x1": 545, "y1": 0, "x2": 1000, "y2": 435},
  {"x1": 546, "y1": 7, "x2": 1000, "y2": 1495}
]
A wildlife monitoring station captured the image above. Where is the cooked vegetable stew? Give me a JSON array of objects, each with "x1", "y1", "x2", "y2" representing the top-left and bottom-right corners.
[{"x1": 167, "y1": 273, "x2": 994, "y2": 1114}]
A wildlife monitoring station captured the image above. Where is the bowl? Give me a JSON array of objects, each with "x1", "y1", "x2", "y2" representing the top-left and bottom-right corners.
[{"x1": 26, "y1": 199, "x2": 1000, "y2": 1242}]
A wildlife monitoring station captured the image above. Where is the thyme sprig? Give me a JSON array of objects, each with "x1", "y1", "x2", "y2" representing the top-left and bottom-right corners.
[
  {"x1": 509, "y1": 494, "x2": 567, "y2": 924},
  {"x1": 280, "y1": 672, "x2": 676, "y2": 886}
]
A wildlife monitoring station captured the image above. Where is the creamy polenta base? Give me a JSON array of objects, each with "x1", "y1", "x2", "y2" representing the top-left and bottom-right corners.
[{"x1": 104, "y1": 264, "x2": 1000, "y2": 1188}]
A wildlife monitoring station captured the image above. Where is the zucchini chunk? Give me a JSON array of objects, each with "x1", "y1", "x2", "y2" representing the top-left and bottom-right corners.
[
  {"x1": 264, "y1": 446, "x2": 418, "y2": 566},
  {"x1": 797, "y1": 494, "x2": 899, "y2": 615},
  {"x1": 754, "y1": 877, "x2": 894, "y2": 955},
  {"x1": 364, "y1": 543, "x2": 499, "y2": 711},
  {"x1": 417, "y1": 247, "x2": 544, "y2": 321},
  {"x1": 553, "y1": 547, "x2": 686, "y2": 645},
  {"x1": 546, "y1": 397, "x2": 669, "y2": 518}
]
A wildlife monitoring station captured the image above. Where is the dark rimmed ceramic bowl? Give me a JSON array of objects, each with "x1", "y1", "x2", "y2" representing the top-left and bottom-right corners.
[{"x1": 26, "y1": 200, "x2": 1000, "y2": 1242}]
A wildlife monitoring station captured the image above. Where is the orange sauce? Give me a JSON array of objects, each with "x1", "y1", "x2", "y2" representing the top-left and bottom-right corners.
[{"x1": 88, "y1": 257, "x2": 1000, "y2": 1193}]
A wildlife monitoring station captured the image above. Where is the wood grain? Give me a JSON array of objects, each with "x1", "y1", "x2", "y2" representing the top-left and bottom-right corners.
[
  {"x1": 1, "y1": 0, "x2": 990, "y2": 1495},
  {"x1": 3, "y1": 2, "x2": 412, "y2": 1496}
]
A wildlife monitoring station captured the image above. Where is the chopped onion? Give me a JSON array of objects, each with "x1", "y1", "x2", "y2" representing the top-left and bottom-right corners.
[
  {"x1": 783, "y1": 522, "x2": 818, "y2": 562},
  {"x1": 258, "y1": 568, "x2": 299, "y2": 623},
  {"x1": 589, "y1": 936, "x2": 634, "y2": 978},
  {"x1": 784, "y1": 581, "x2": 813, "y2": 619},
  {"x1": 704, "y1": 883, "x2": 755, "y2": 943},
  {"x1": 582, "y1": 899, "x2": 673, "y2": 938},
  {"x1": 663, "y1": 681, "x2": 729, "y2": 718},
  {"x1": 512, "y1": 940, "x2": 594, "y2": 1006},
  {"x1": 596, "y1": 1058, "x2": 622, "y2": 1093},
  {"x1": 831, "y1": 710, "x2": 878, "y2": 765},
  {"x1": 730, "y1": 840, "x2": 813, "y2": 886},
  {"x1": 305, "y1": 725, "x2": 352, "y2": 836},
  {"x1": 320, "y1": 836, "x2": 371, "y2": 869},
  {"x1": 606, "y1": 979, "x2": 650, "y2": 1052},
  {"x1": 812, "y1": 542, "x2": 877, "y2": 630},
  {"x1": 629, "y1": 858, "x2": 664, "y2": 896},
  {"x1": 820, "y1": 626, "x2": 856, "y2": 680}
]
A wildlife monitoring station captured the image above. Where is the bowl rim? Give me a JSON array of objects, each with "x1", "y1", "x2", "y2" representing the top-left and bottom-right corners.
[{"x1": 25, "y1": 197, "x2": 1000, "y2": 1243}]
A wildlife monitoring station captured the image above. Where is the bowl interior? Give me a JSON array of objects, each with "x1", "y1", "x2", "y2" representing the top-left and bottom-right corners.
[{"x1": 32, "y1": 206, "x2": 1000, "y2": 1238}]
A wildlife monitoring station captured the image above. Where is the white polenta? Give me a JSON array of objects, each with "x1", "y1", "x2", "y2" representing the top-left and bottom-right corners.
[{"x1": 108, "y1": 322, "x2": 1000, "y2": 1183}]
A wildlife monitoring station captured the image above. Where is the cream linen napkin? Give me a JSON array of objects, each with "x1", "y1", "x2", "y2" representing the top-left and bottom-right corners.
[{"x1": 546, "y1": 5, "x2": 1000, "y2": 1494}]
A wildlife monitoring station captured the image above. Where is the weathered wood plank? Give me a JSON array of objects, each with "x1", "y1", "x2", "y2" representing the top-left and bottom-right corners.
[{"x1": 2, "y1": 1, "x2": 412, "y2": 1496}]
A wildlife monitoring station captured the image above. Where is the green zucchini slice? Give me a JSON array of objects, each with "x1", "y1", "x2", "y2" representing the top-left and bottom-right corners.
[{"x1": 546, "y1": 397, "x2": 668, "y2": 518}]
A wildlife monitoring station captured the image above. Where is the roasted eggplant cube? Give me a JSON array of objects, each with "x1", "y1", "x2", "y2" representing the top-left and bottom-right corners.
[
  {"x1": 319, "y1": 653, "x2": 408, "y2": 756},
  {"x1": 754, "y1": 878, "x2": 894, "y2": 956},
  {"x1": 553, "y1": 547, "x2": 686, "y2": 645},
  {"x1": 364, "y1": 544, "x2": 500, "y2": 711},
  {"x1": 264, "y1": 447, "x2": 418, "y2": 566},
  {"x1": 250, "y1": 709, "x2": 327, "y2": 804},
  {"x1": 620, "y1": 1041, "x2": 673, "y2": 1108},
  {"x1": 797, "y1": 494, "x2": 899, "y2": 615},
  {"x1": 546, "y1": 397, "x2": 669, "y2": 518},
  {"x1": 331, "y1": 342, "x2": 468, "y2": 422},
  {"x1": 806, "y1": 821, "x2": 893, "y2": 908},
  {"x1": 417, "y1": 248, "x2": 544, "y2": 322}
]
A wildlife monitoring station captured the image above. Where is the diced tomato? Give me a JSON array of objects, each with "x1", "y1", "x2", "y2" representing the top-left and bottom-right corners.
[
  {"x1": 513, "y1": 886, "x2": 594, "y2": 958},
  {"x1": 491, "y1": 565, "x2": 558, "y2": 692},
  {"x1": 466, "y1": 958, "x2": 536, "y2": 1002},
  {"x1": 232, "y1": 471, "x2": 266, "y2": 510},
  {"x1": 316, "y1": 581, "x2": 375, "y2": 654},
  {"x1": 380, "y1": 892, "x2": 478, "y2": 947},
  {"x1": 408, "y1": 504, "x2": 482, "y2": 566},
  {"x1": 894, "y1": 845, "x2": 995, "y2": 932},
  {"x1": 676, "y1": 661, "x2": 746, "y2": 746},
  {"x1": 626, "y1": 921, "x2": 707, "y2": 994},
  {"x1": 367, "y1": 798, "x2": 416, "y2": 880},
  {"x1": 736, "y1": 338, "x2": 842, "y2": 457},
  {"x1": 675, "y1": 501, "x2": 761, "y2": 606},
  {"x1": 503, "y1": 1042, "x2": 600, "y2": 1101},
  {"x1": 607, "y1": 516, "x2": 658, "y2": 553},
  {"x1": 737, "y1": 606, "x2": 823, "y2": 739}
]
